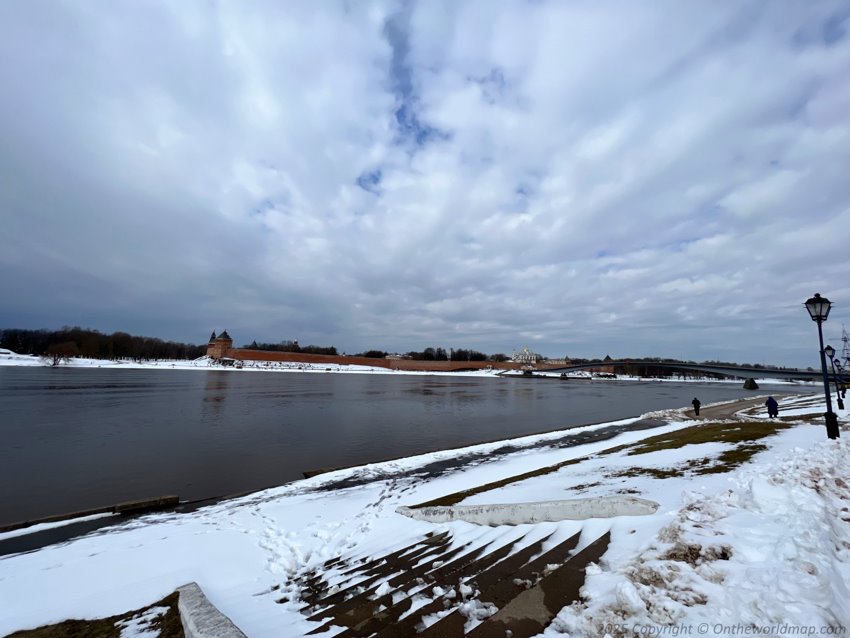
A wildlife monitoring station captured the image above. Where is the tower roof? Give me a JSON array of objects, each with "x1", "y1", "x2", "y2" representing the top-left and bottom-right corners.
[
  {"x1": 209, "y1": 330, "x2": 217, "y2": 343},
  {"x1": 218, "y1": 330, "x2": 231, "y2": 341}
]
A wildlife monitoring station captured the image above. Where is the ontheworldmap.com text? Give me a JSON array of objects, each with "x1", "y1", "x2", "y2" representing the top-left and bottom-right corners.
[{"x1": 603, "y1": 623, "x2": 847, "y2": 637}]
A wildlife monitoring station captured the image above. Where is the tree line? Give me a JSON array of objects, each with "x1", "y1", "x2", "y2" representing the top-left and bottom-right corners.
[
  {"x1": 243, "y1": 340, "x2": 338, "y2": 356},
  {"x1": 354, "y1": 347, "x2": 510, "y2": 362},
  {"x1": 0, "y1": 327, "x2": 206, "y2": 361}
]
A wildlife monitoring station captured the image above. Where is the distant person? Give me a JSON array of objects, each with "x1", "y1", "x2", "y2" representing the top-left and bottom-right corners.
[
  {"x1": 692, "y1": 397, "x2": 701, "y2": 416},
  {"x1": 765, "y1": 396, "x2": 779, "y2": 418}
]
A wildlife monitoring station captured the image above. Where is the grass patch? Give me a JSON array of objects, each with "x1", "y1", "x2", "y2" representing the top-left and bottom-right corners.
[
  {"x1": 693, "y1": 443, "x2": 768, "y2": 475},
  {"x1": 7, "y1": 592, "x2": 183, "y2": 638},
  {"x1": 618, "y1": 420, "x2": 790, "y2": 456},
  {"x1": 413, "y1": 456, "x2": 588, "y2": 508},
  {"x1": 568, "y1": 481, "x2": 604, "y2": 492},
  {"x1": 609, "y1": 442, "x2": 771, "y2": 480},
  {"x1": 411, "y1": 420, "x2": 793, "y2": 509}
]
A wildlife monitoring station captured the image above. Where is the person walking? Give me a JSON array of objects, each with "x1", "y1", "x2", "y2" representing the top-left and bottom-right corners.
[
  {"x1": 692, "y1": 397, "x2": 701, "y2": 416},
  {"x1": 765, "y1": 396, "x2": 779, "y2": 418}
]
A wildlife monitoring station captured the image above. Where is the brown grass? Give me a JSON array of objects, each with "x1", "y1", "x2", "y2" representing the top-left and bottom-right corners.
[
  {"x1": 6, "y1": 592, "x2": 183, "y2": 638},
  {"x1": 410, "y1": 420, "x2": 792, "y2": 508}
]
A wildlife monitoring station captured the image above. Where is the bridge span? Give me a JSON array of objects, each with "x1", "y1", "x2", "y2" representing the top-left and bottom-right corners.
[{"x1": 537, "y1": 360, "x2": 849, "y2": 383}]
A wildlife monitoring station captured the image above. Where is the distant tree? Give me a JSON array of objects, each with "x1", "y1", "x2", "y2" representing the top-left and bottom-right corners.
[
  {"x1": 488, "y1": 353, "x2": 509, "y2": 362},
  {"x1": 360, "y1": 350, "x2": 387, "y2": 358},
  {"x1": 44, "y1": 341, "x2": 79, "y2": 366},
  {"x1": 300, "y1": 345, "x2": 338, "y2": 355},
  {"x1": 435, "y1": 347, "x2": 448, "y2": 361},
  {"x1": 1, "y1": 327, "x2": 206, "y2": 361}
]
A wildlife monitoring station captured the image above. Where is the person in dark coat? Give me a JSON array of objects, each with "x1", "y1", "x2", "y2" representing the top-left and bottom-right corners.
[
  {"x1": 692, "y1": 397, "x2": 701, "y2": 416},
  {"x1": 765, "y1": 396, "x2": 779, "y2": 418}
]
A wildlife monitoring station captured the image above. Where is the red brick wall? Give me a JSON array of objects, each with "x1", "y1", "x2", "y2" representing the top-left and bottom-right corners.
[{"x1": 214, "y1": 348, "x2": 527, "y2": 372}]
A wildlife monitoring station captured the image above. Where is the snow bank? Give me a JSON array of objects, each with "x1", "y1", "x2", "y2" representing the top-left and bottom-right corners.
[{"x1": 550, "y1": 438, "x2": 850, "y2": 634}]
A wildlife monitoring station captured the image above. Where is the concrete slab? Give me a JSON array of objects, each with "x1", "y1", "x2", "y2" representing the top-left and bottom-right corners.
[
  {"x1": 177, "y1": 582, "x2": 247, "y2": 638},
  {"x1": 397, "y1": 496, "x2": 659, "y2": 525}
]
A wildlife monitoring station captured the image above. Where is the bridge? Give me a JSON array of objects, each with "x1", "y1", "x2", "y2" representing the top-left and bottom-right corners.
[{"x1": 535, "y1": 360, "x2": 850, "y2": 383}]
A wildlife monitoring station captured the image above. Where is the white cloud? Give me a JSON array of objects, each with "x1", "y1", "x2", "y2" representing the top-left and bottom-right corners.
[{"x1": 0, "y1": 0, "x2": 848, "y2": 366}]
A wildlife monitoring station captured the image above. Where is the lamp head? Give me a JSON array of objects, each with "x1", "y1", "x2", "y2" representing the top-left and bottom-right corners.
[
  {"x1": 804, "y1": 293, "x2": 832, "y2": 322},
  {"x1": 825, "y1": 344, "x2": 835, "y2": 360}
]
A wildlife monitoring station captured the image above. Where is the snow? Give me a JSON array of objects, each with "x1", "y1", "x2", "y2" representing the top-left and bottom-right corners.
[
  {"x1": 0, "y1": 348, "x2": 825, "y2": 386},
  {"x1": 0, "y1": 395, "x2": 847, "y2": 636},
  {"x1": 0, "y1": 513, "x2": 116, "y2": 540},
  {"x1": 115, "y1": 605, "x2": 169, "y2": 638},
  {"x1": 0, "y1": 349, "x2": 504, "y2": 377}
]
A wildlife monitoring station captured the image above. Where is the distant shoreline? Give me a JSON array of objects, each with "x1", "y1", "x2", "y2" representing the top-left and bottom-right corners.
[{"x1": 0, "y1": 349, "x2": 815, "y2": 385}]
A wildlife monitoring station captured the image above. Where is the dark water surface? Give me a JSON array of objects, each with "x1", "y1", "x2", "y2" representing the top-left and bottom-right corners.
[{"x1": 0, "y1": 367, "x2": 797, "y2": 524}]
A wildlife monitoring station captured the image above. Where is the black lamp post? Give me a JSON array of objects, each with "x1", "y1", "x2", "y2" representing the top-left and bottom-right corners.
[
  {"x1": 804, "y1": 293, "x2": 840, "y2": 439},
  {"x1": 824, "y1": 344, "x2": 845, "y2": 410},
  {"x1": 835, "y1": 360, "x2": 848, "y2": 399}
]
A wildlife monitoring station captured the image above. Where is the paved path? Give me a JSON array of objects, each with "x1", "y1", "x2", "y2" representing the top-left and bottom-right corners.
[{"x1": 686, "y1": 396, "x2": 769, "y2": 421}]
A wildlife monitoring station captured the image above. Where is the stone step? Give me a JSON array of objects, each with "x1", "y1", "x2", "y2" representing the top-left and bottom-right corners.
[
  {"x1": 416, "y1": 531, "x2": 582, "y2": 638},
  {"x1": 308, "y1": 537, "x2": 451, "y2": 621},
  {"x1": 308, "y1": 543, "x2": 465, "y2": 632},
  {"x1": 293, "y1": 528, "x2": 608, "y2": 638},
  {"x1": 468, "y1": 532, "x2": 611, "y2": 638},
  {"x1": 343, "y1": 534, "x2": 551, "y2": 638}
]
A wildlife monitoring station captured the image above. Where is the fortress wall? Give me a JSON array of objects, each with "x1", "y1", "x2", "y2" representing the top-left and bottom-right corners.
[
  {"x1": 386, "y1": 359, "x2": 522, "y2": 372},
  {"x1": 219, "y1": 348, "x2": 524, "y2": 372},
  {"x1": 226, "y1": 349, "x2": 394, "y2": 368}
]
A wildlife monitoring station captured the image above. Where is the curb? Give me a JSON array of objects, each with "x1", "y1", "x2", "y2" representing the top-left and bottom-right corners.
[{"x1": 177, "y1": 582, "x2": 247, "y2": 638}]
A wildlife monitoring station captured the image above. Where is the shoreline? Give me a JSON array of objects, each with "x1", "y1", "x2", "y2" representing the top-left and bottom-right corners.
[
  {"x1": 0, "y1": 392, "x2": 845, "y2": 636},
  {"x1": 0, "y1": 351, "x2": 817, "y2": 385},
  {"x1": 0, "y1": 393, "x2": 806, "y2": 546}
]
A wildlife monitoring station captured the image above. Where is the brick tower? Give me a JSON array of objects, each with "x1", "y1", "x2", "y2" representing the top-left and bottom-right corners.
[{"x1": 207, "y1": 330, "x2": 233, "y2": 359}]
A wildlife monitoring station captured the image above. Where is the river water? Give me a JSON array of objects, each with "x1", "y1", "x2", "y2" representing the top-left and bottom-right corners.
[{"x1": 0, "y1": 367, "x2": 797, "y2": 525}]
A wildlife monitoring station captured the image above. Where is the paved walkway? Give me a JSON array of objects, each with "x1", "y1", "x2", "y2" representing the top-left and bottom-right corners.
[{"x1": 686, "y1": 396, "x2": 770, "y2": 420}]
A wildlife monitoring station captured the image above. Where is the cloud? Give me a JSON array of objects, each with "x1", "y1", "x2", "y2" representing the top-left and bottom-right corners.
[{"x1": 0, "y1": 0, "x2": 848, "y2": 366}]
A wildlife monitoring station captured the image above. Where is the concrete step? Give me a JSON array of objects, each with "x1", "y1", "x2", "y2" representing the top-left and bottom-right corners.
[
  {"x1": 468, "y1": 532, "x2": 611, "y2": 638},
  {"x1": 417, "y1": 531, "x2": 582, "y2": 638},
  {"x1": 290, "y1": 527, "x2": 609, "y2": 638},
  {"x1": 342, "y1": 534, "x2": 549, "y2": 638}
]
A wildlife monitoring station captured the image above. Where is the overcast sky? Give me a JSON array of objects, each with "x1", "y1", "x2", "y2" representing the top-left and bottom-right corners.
[{"x1": 1, "y1": 1, "x2": 849, "y2": 367}]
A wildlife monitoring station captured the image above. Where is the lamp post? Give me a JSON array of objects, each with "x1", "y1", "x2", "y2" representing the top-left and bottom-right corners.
[
  {"x1": 835, "y1": 360, "x2": 847, "y2": 399},
  {"x1": 825, "y1": 345, "x2": 845, "y2": 410},
  {"x1": 804, "y1": 293, "x2": 840, "y2": 439}
]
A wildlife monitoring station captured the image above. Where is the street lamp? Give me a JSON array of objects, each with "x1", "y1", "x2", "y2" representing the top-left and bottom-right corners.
[
  {"x1": 804, "y1": 293, "x2": 840, "y2": 439},
  {"x1": 824, "y1": 344, "x2": 845, "y2": 410}
]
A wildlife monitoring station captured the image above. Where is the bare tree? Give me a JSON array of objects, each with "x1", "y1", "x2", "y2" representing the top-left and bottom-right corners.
[{"x1": 44, "y1": 342, "x2": 79, "y2": 366}]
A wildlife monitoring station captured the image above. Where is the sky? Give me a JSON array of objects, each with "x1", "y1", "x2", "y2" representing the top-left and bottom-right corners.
[{"x1": 1, "y1": 1, "x2": 849, "y2": 367}]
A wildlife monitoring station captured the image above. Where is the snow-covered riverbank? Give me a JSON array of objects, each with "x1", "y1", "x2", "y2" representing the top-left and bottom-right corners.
[
  {"x1": 1, "y1": 393, "x2": 847, "y2": 636},
  {"x1": 0, "y1": 348, "x2": 818, "y2": 386}
]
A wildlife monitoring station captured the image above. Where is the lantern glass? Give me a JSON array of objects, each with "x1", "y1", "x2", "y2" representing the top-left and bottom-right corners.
[
  {"x1": 824, "y1": 345, "x2": 835, "y2": 359},
  {"x1": 804, "y1": 293, "x2": 832, "y2": 322}
]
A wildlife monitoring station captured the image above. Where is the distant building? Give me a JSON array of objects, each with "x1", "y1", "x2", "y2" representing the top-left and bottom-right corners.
[
  {"x1": 512, "y1": 347, "x2": 542, "y2": 365},
  {"x1": 207, "y1": 330, "x2": 233, "y2": 359}
]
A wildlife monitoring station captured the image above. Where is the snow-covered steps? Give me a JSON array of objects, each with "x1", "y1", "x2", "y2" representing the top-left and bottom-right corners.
[{"x1": 288, "y1": 526, "x2": 610, "y2": 637}]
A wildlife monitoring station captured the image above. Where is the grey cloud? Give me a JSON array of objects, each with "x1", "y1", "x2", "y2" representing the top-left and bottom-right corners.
[{"x1": 1, "y1": 0, "x2": 849, "y2": 367}]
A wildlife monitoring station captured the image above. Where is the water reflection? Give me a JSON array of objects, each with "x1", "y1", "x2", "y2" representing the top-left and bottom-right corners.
[{"x1": 202, "y1": 371, "x2": 230, "y2": 421}]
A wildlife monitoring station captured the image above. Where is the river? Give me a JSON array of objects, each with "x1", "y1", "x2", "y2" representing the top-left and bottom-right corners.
[{"x1": 0, "y1": 366, "x2": 798, "y2": 525}]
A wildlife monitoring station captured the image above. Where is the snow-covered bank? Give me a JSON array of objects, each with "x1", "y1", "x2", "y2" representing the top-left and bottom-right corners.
[
  {"x1": 0, "y1": 394, "x2": 847, "y2": 636},
  {"x1": 0, "y1": 348, "x2": 820, "y2": 385},
  {"x1": 0, "y1": 349, "x2": 504, "y2": 377}
]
